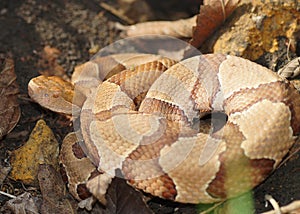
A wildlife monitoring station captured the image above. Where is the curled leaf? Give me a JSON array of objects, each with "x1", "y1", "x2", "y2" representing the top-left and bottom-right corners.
[
  {"x1": 190, "y1": 0, "x2": 240, "y2": 47},
  {"x1": 278, "y1": 57, "x2": 300, "y2": 79},
  {"x1": 117, "y1": 0, "x2": 240, "y2": 49},
  {"x1": 0, "y1": 57, "x2": 20, "y2": 139},
  {"x1": 116, "y1": 15, "x2": 197, "y2": 38}
]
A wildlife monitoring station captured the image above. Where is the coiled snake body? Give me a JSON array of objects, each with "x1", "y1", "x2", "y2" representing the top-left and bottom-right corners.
[{"x1": 28, "y1": 53, "x2": 300, "y2": 204}]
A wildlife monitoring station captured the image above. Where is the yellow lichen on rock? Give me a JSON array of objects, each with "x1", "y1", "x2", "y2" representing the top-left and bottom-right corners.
[
  {"x1": 206, "y1": 0, "x2": 300, "y2": 60},
  {"x1": 10, "y1": 119, "x2": 59, "y2": 185}
]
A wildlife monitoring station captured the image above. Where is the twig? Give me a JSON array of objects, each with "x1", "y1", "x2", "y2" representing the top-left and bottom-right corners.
[
  {"x1": 219, "y1": 0, "x2": 226, "y2": 22},
  {"x1": 265, "y1": 195, "x2": 281, "y2": 214},
  {"x1": 286, "y1": 39, "x2": 292, "y2": 61},
  {"x1": 277, "y1": 140, "x2": 300, "y2": 169},
  {"x1": 200, "y1": 201, "x2": 224, "y2": 214},
  {"x1": 262, "y1": 200, "x2": 300, "y2": 214},
  {"x1": 0, "y1": 190, "x2": 16, "y2": 199},
  {"x1": 99, "y1": 2, "x2": 135, "y2": 25}
]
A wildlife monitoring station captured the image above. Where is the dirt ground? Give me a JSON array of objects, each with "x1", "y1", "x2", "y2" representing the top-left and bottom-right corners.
[{"x1": 0, "y1": 0, "x2": 299, "y2": 213}]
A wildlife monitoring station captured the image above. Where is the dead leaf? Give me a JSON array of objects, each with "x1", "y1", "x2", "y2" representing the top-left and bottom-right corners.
[
  {"x1": 0, "y1": 57, "x2": 20, "y2": 139},
  {"x1": 10, "y1": 119, "x2": 59, "y2": 185},
  {"x1": 104, "y1": 177, "x2": 153, "y2": 214},
  {"x1": 116, "y1": 15, "x2": 197, "y2": 39},
  {"x1": 117, "y1": 0, "x2": 240, "y2": 48},
  {"x1": 1, "y1": 192, "x2": 40, "y2": 214},
  {"x1": 278, "y1": 57, "x2": 300, "y2": 79},
  {"x1": 85, "y1": 173, "x2": 153, "y2": 213},
  {"x1": 38, "y1": 46, "x2": 68, "y2": 80},
  {"x1": 38, "y1": 164, "x2": 77, "y2": 214},
  {"x1": 0, "y1": 164, "x2": 11, "y2": 185},
  {"x1": 190, "y1": 0, "x2": 240, "y2": 47}
]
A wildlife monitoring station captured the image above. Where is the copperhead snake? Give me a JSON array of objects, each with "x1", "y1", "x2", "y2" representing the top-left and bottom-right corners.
[{"x1": 28, "y1": 53, "x2": 300, "y2": 206}]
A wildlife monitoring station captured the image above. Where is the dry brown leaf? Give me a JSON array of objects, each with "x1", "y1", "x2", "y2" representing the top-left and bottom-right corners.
[
  {"x1": 0, "y1": 57, "x2": 20, "y2": 139},
  {"x1": 190, "y1": 0, "x2": 240, "y2": 47},
  {"x1": 10, "y1": 119, "x2": 59, "y2": 185},
  {"x1": 116, "y1": 15, "x2": 197, "y2": 38},
  {"x1": 0, "y1": 164, "x2": 11, "y2": 185},
  {"x1": 117, "y1": 0, "x2": 240, "y2": 48},
  {"x1": 278, "y1": 57, "x2": 300, "y2": 78},
  {"x1": 38, "y1": 164, "x2": 77, "y2": 214},
  {"x1": 104, "y1": 177, "x2": 153, "y2": 214},
  {"x1": 1, "y1": 192, "x2": 40, "y2": 214},
  {"x1": 38, "y1": 46, "x2": 68, "y2": 80}
]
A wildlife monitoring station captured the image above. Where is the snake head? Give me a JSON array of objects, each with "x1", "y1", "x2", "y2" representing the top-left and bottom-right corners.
[{"x1": 28, "y1": 75, "x2": 82, "y2": 116}]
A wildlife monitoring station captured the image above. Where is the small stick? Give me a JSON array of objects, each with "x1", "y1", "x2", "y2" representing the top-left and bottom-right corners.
[
  {"x1": 0, "y1": 190, "x2": 16, "y2": 199},
  {"x1": 219, "y1": 0, "x2": 226, "y2": 22},
  {"x1": 99, "y1": 2, "x2": 135, "y2": 25},
  {"x1": 265, "y1": 194, "x2": 281, "y2": 214},
  {"x1": 286, "y1": 38, "x2": 293, "y2": 61},
  {"x1": 262, "y1": 200, "x2": 300, "y2": 214}
]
